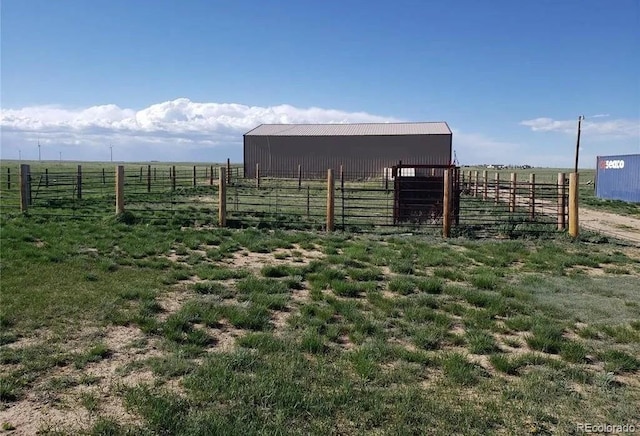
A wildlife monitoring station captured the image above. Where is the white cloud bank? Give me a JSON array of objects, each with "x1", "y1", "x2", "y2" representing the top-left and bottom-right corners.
[
  {"x1": 520, "y1": 117, "x2": 639, "y2": 139},
  {"x1": 1, "y1": 98, "x2": 397, "y2": 139},
  {"x1": 2, "y1": 99, "x2": 636, "y2": 166},
  {"x1": 0, "y1": 99, "x2": 402, "y2": 161}
]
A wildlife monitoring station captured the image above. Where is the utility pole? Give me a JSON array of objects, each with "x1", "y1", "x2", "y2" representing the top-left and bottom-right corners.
[
  {"x1": 109, "y1": 143, "x2": 113, "y2": 162},
  {"x1": 59, "y1": 151, "x2": 62, "y2": 162},
  {"x1": 19, "y1": 150, "x2": 22, "y2": 161},
  {"x1": 574, "y1": 115, "x2": 584, "y2": 174},
  {"x1": 38, "y1": 138, "x2": 41, "y2": 161}
]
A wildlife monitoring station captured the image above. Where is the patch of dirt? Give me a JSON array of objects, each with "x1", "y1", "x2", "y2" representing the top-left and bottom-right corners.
[
  {"x1": 450, "y1": 323, "x2": 466, "y2": 336},
  {"x1": 381, "y1": 290, "x2": 397, "y2": 299},
  {"x1": 465, "y1": 353, "x2": 494, "y2": 373},
  {"x1": 569, "y1": 265, "x2": 606, "y2": 276},
  {"x1": 165, "y1": 251, "x2": 182, "y2": 263},
  {"x1": 0, "y1": 326, "x2": 163, "y2": 435},
  {"x1": 156, "y1": 288, "x2": 197, "y2": 321},
  {"x1": 290, "y1": 288, "x2": 311, "y2": 303},
  {"x1": 334, "y1": 334, "x2": 356, "y2": 351},
  {"x1": 388, "y1": 338, "x2": 418, "y2": 353},
  {"x1": 34, "y1": 239, "x2": 46, "y2": 248},
  {"x1": 580, "y1": 209, "x2": 640, "y2": 245},
  {"x1": 0, "y1": 395, "x2": 94, "y2": 435},
  {"x1": 379, "y1": 266, "x2": 393, "y2": 276},
  {"x1": 225, "y1": 251, "x2": 283, "y2": 270},
  {"x1": 2, "y1": 332, "x2": 50, "y2": 350},
  {"x1": 201, "y1": 321, "x2": 246, "y2": 353},
  {"x1": 222, "y1": 244, "x2": 324, "y2": 271},
  {"x1": 495, "y1": 331, "x2": 532, "y2": 355},
  {"x1": 271, "y1": 309, "x2": 291, "y2": 333}
]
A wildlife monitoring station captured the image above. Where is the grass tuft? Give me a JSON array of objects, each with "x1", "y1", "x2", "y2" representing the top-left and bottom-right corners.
[
  {"x1": 441, "y1": 353, "x2": 479, "y2": 385},
  {"x1": 466, "y1": 330, "x2": 498, "y2": 354},
  {"x1": 600, "y1": 350, "x2": 640, "y2": 374}
]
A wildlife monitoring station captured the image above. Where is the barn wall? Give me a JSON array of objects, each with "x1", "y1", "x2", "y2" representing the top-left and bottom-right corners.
[{"x1": 243, "y1": 134, "x2": 452, "y2": 179}]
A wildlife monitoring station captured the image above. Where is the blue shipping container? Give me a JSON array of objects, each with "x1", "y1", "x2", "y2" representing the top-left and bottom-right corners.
[{"x1": 595, "y1": 154, "x2": 640, "y2": 203}]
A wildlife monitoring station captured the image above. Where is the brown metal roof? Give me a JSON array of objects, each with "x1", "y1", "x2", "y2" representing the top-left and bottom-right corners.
[{"x1": 245, "y1": 122, "x2": 451, "y2": 136}]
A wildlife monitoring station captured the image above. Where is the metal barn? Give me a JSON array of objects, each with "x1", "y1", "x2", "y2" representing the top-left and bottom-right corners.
[
  {"x1": 243, "y1": 122, "x2": 452, "y2": 179},
  {"x1": 595, "y1": 154, "x2": 640, "y2": 203}
]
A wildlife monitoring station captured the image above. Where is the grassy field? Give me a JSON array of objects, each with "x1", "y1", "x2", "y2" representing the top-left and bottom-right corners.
[{"x1": 1, "y1": 211, "x2": 639, "y2": 434}]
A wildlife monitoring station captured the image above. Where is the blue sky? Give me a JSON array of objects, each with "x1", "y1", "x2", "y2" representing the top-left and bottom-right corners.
[{"x1": 1, "y1": 0, "x2": 638, "y2": 166}]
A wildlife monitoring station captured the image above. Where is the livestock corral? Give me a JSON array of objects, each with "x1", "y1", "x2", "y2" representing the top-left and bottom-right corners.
[
  {"x1": 1, "y1": 161, "x2": 601, "y2": 237},
  {"x1": 1, "y1": 160, "x2": 639, "y2": 435}
]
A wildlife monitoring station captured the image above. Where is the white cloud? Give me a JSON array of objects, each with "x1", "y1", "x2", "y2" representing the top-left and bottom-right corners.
[
  {"x1": 0, "y1": 98, "x2": 400, "y2": 161},
  {"x1": 520, "y1": 116, "x2": 639, "y2": 138},
  {"x1": 1, "y1": 98, "x2": 397, "y2": 140}
]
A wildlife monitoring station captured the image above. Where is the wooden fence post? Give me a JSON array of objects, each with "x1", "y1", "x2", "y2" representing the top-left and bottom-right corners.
[
  {"x1": 45, "y1": 168, "x2": 49, "y2": 188},
  {"x1": 340, "y1": 165, "x2": 345, "y2": 229},
  {"x1": 298, "y1": 164, "x2": 302, "y2": 190},
  {"x1": 209, "y1": 165, "x2": 214, "y2": 186},
  {"x1": 473, "y1": 171, "x2": 479, "y2": 197},
  {"x1": 172, "y1": 166, "x2": 176, "y2": 191},
  {"x1": 494, "y1": 172, "x2": 500, "y2": 205},
  {"x1": 19, "y1": 164, "x2": 30, "y2": 212},
  {"x1": 483, "y1": 170, "x2": 488, "y2": 201},
  {"x1": 307, "y1": 185, "x2": 310, "y2": 218},
  {"x1": 147, "y1": 165, "x2": 152, "y2": 193},
  {"x1": 443, "y1": 168, "x2": 451, "y2": 238},
  {"x1": 7, "y1": 168, "x2": 10, "y2": 190},
  {"x1": 326, "y1": 169, "x2": 334, "y2": 232},
  {"x1": 569, "y1": 173, "x2": 579, "y2": 237},
  {"x1": 77, "y1": 165, "x2": 82, "y2": 200},
  {"x1": 529, "y1": 173, "x2": 536, "y2": 219},
  {"x1": 154, "y1": 167, "x2": 157, "y2": 182},
  {"x1": 139, "y1": 167, "x2": 143, "y2": 183},
  {"x1": 193, "y1": 166, "x2": 197, "y2": 187},
  {"x1": 256, "y1": 163, "x2": 260, "y2": 188},
  {"x1": 116, "y1": 165, "x2": 125, "y2": 214},
  {"x1": 510, "y1": 173, "x2": 517, "y2": 213},
  {"x1": 102, "y1": 168, "x2": 106, "y2": 185},
  {"x1": 218, "y1": 167, "x2": 226, "y2": 227},
  {"x1": 557, "y1": 172, "x2": 566, "y2": 230},
  {"x1": 227, "y1": 158, "x2": 231, "y2": 184}
]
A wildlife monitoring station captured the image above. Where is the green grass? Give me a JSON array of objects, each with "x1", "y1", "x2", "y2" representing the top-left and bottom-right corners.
[
  {"x1": 441, "y1": 353, "x2": 480, "y2": 385},
  {"x1": 466, "y1": 330, "x2": 498, "y2": 354},
  {"x1": 1, "y1": 210, "x2": 639, "y2": 434}
]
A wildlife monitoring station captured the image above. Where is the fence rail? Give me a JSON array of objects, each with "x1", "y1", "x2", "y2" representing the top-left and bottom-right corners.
[{"x1": 3, "y1": 164, "x2": 579, "y2": 238}]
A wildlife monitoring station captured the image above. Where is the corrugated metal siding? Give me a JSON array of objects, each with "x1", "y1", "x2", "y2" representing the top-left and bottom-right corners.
[
  {"x1": 595, "y1": 154, "x2": 640, "y2": 203},
  {"x1": 244, "y1": 134, "x2": 452, "y2": 179},
  {"x1": 245, "y1": 122, "x2": 451, "y2": 136}
]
